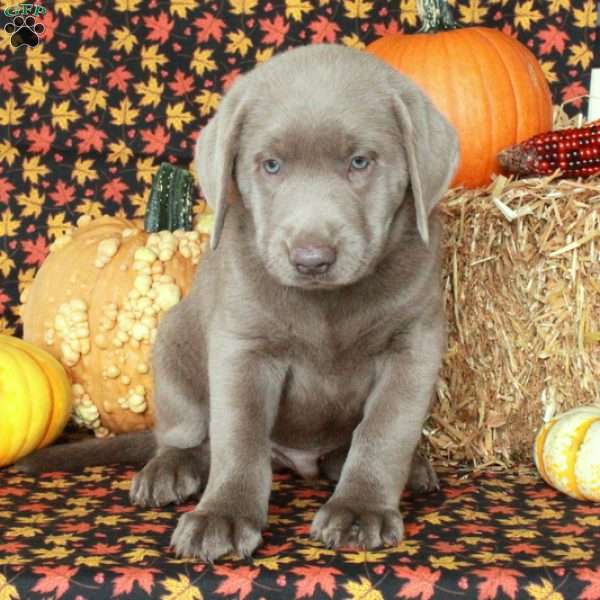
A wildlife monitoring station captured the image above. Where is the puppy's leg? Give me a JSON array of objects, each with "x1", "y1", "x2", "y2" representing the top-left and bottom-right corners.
[
  {"x1": 131, "y1": 301, "x2": 210, "y2": 507},
  {"x1": 321, "y1": 447, "x2": 439, "y2": 493},
  {"x1": 171, "y1": 337, "x2": 287, "y2": 561},
  {"x1": 311, "y1": 317, "x2": 444, "y2": 549}
]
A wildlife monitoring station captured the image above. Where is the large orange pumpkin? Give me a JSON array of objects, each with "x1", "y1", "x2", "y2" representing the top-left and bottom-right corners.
[{"x1": 366, "y1": 0, "x2": 553, "y2": 188}]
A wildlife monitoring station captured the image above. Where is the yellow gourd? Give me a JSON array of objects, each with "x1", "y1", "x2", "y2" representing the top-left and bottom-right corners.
[
  {"x1": 0, "y1": 334, "x2": 72, "y2": 467},
  {"x1": 534, "y1": 406, "x2": 600, "y2": 501}
]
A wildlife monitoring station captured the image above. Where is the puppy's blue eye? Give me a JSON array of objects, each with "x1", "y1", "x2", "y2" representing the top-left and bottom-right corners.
[
  {"x1": 263, "y1": 159, "x2": 281, "y2": 175},
  {"x1": 350, "y1": 156, "x2": 370, "y2": 170}
]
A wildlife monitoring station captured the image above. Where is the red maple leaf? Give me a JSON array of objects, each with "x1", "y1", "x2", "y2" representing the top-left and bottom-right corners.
[
  {"x1": 472, "y1": 567, "x2": 523, "y2": 600},
  {"x1": 456, "y1": 523, "x2": 496, "y2": 535},
  {"x1": 222, "y1": 69, "x2": 241, "y2": 92},
  {"x1": 49, "y1": 180, "x2": 76, "y2": 206},
  {"x1": 86, "y1": 543, "x2": 123, "y2": 554},
  {"x1": 107, "y1": 66, "x2": 134, "y2": 92},
  {"x1": 214, "y1": 565, "x2": 259, "y2": 600},
  {"x1": 141, "y1": 124, "x2": 170, "y2": 155},
  {"x1": 0, "y1": 290, "x2": 10, "y2": 315},
  {"x1": 536, "y1": 25, "x2": 569, "y2": 55},
  {"x1": 112, "y1": 567, "x2": 160, "y2": 596},
  {"x1": 576, "y1": 567, "x2": 600, "y2": 600},
  {"x1": 21, "y1": 235, "x2": 49, "y2": 266},
  {"x1": 0, "y1": 177, "x2": 15, "y2": 204},
  {"x1": 129, "y1": 523, "x2": 168, "y2": 534},
  {"x1": 25, "y1": 124, "x2": 56, "y2": 154},
  {"x1": 79, "y1": 9, "x2": 110, "y2": 40},
  {"x1": 373, "y1": 21, "x2": 400, "y2": 36},
  {"x1": 257, "y1": 542, "x2": 293, "y2": 556},
  {"x1": 79, "y1": 487, "x2": 111, "y2": 497},
  {"x1": 102, "y1": 178, "x2": 128, "y2": 203},
  {"x1": 0, "y1": 65, "x2": 18, "y2": 93},
  {"x1": 291, "y1": 566, "x2": 341, "y2": 598},
  {"x1": 144, "y1": 11, "x2": 174, "y2": 44},
  {"x1": 507, "y1": 542, "x2": 541, "y2": 555},
  {"x1": 308, "y1": 17, "x2": 340, "y2": 43},
  {"x1": 0, "y1": 486, "x2": 27, "y2": 497},
  {"x1": 431, "y1": 541, "x2": 466, "y2": 553},
  {"x1": 74, "y1": 124, "x2": 107, "y2": 154},
  {"x1": 57, "y1": 522, "x2": 92, "y2": 533},
  {"x1": 169, "y1": 69, "x2": 195, "y2": 96},
  {"x1": 561, "y1": 81, "x2": 587, "y2": 109},
  {"x1": 194, "y1": 12, "x2": 225, "y2": 43},
  {"x1": 32, "y1": 566, "x2": 79, "y2": 599},
  {"x1": 0, "y1": 542, "x2": 26, "y2": 552},
  {"x1": 259, "y1": 15, "x2": 289, "y2": 47},
  {"x1": 53, "y1": 68, "x2": 80, "y2": 95},
  {"x1": 392, "y1": 565, "x2": 441, "y2": 600},
  {"x1": 39, "y1": 10, "x2": 59, "y2": 42}
]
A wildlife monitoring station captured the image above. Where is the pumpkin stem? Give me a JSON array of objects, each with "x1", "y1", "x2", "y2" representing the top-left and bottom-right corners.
[
  {"x1": 145, "y1": 163, "x2": 195, "y2": 233},
  {"x1": 417, "y1": 0, "x2": 459, "y2": 32}
]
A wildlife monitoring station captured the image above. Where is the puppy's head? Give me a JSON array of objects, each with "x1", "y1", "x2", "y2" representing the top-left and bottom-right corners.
[{"x1": 194, "y1": 44, "x2": 459, "y2": 290}]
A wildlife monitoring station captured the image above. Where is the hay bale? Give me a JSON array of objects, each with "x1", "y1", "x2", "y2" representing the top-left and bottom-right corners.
[{"x1": 429, "y1": 173, "x2": 600, "y2": 467}]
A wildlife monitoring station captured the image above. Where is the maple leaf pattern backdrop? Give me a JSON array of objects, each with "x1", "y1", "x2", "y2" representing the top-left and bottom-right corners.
[{"x1": 0, "y1": 0, "x2": 597, "y2": 335}]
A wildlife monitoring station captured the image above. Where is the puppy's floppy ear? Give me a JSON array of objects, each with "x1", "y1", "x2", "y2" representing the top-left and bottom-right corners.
[
  {"x1": 390, "y1": 76, "x2": 459, "y2": 245},
  {"x1": 194, "y1": 84, "x2": 248, "y2": 250}
]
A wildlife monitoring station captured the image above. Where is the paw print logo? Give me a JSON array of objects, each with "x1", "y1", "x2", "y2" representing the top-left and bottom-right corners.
[{"x1": 4, "y1": 15, "x2": 45, "y2": 48}]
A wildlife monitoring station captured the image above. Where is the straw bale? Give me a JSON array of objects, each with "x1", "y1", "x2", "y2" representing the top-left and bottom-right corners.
[{"x1": 428, "y1": 172, "x2": 600, "y2": 468}]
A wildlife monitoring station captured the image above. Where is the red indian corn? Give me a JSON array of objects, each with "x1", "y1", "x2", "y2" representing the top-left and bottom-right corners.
[{"x1": 498, "y1": 120, "x2": 600, "y2": 178}]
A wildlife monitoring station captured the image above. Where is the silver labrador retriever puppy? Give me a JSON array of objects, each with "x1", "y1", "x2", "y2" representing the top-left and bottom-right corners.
[{"x1": 17, "y1": 43, "x2": 459, "y2": 561}]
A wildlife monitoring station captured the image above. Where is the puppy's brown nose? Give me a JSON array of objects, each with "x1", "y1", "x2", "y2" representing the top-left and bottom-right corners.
[{"x1": 289, "y1": 245, "x2": 337, "y2": 275}]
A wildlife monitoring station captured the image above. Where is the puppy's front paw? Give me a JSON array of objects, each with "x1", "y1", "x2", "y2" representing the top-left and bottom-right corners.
[
  {"x1": 171, "y1": 510, "x2": 263, "y2": 561},
  {"x1": 310, "y1": 500, "x2": 404, "y2": 549}
]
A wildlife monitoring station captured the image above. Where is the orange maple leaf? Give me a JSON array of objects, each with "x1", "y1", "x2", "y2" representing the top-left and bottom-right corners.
[
  {"x1": 194, "y1": 12, "x2": 226, "y2": 43},
  {"x1": 214, "y1": 565, "x2": 260, "y2": 600},
  {"x1": 392, "y1": 565, "x2": 442, "y2": 600},
  {"x1": 31, "y1": 566, "x2": 79, "y2": 599},
  {"x1": 112, "y1": 567, "x2": 160, "y2": 596},
  {"x1": 472, "y1": 567, "x2": 523, "y2": 600},
  {"x1": 259, "y1": 15, "x2": 290, "y2": 47},
  {"x1": 144, "y1": 11, "x2": 174, "y2": 45},
  {"x1": 576, "y1": 568, "x2": 600, "y2": 600},
  {"x1": 291, "y1": 566, "x2": 341, "y2": 599}
]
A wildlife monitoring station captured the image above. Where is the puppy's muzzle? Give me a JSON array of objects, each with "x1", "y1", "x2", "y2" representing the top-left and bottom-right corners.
[{"x1": 289, "y1": 244, "x2": 337, "y2": 275}]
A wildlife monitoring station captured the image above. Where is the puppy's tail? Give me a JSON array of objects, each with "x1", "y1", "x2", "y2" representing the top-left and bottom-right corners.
[{"x1": 14, "y1": 431, "x2": 156, "y2": 474}]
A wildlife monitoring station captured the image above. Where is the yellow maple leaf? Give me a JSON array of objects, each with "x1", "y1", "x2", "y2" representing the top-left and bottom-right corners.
[
  {"x1": 343, "y1": 576, "x2": 383, "y2": 600},
  {"x1": 72, "y1": 158, "x2": 98, "y2": 185},
  {"x1": 525, "y1": 578, "x2": 564, "y2": 599},
  {"x1": 344, "y1": 0, "x2": 373, "y2": 18},
  {"x1": 341, "y1": 33, "x2": 365, "y2": 49},
  {"x1": 552, "y1": 546, "x2": 593, "y2": 561},
  {"x1": 421, "y1": 512, "x2": 453, "y2": 525},
  {"x1": 161, "y1": 575, "x2": 203, "y2": 600},
  {"x1": 0, "y1": 318, "x2": 17, "y2": 336},
  {"x1": 285, "y1": 0, "x2": 313, "y2": 21},
  {"x1": 0, "y1": 553, "x2": 28, "y2": 567},
  {"x1": 547, "y1": 0, "x2": 569, "y2": 14},
  {"x1": 18, "y1": 268, "x2": 36, "y2": 295},
  {"x1": 55, "y1": 0, "x2": 83, "y2": 15},
  {"x1": 76, "y1": 46, "x2": 102, "y2": 73},
  {"x1": 111, "y1": 27, "x2": 138, "y2": 53},
  {"x1": 191, "y1": 49, "x2": 217, "y2": 75},
  {"x1": 80, "y1": 87, "x2": 108, "y2": 113},
  {"x1": 541, "y1": 61, "x2": 557, "y2": 83},
  {"x1": 136, "y1": 156, "x2": 158, "y2": 183},
  {"x1": 141, "y1": 44, "x2": 168, "y2": 73},
  {"x1": 0, "y1": 252, "x2": 14, "y2": 278},
  {"x1": 118, "y1": 535, "x2": 154, "y2": 545},
  {"x1": 123, "y1": 547, "x2": 161, "y2": 563},
  {"x1": 514, "y1": 0, "x2": 542, "y2": 30},
  {"x1": 17, "y1": 188, "x2": 45, "y2": 217},
  {"x1": 226, "y1": 29, "x2": 253, "y2": 57},
  {"x1": 252, "y1": 555, "x2": 295, "y2": 570},
  {"x1": 573, "y1": 0, "x2": 597, "y2": 27},
  {"x1": 130, "y1": 190, "x2": 150, "y2": 216},
  {"x1": 430, "y1": 554, "x2": 473, "y2": 570},
  {"x1": 0, "y1": 140, "x2": 19, "y2": 165},
  {"x1": 520, "y1": 556, "x2": 560, "y2": 567},
  {"x1": 0, "y1": 98, "x2": 24, "y2": 126},
  {"x1": 134, "y1": 77, "x2": 164, "y2": 107},
  {"x1": 5, "y1": 526, "x2": 42, "y2": 538},
  {"x1": 45, "y1": 533, "x2": 82, "y2": 546},
  {"x1": 400, "y1": 0, "x2": 418, "y2": 26},
  {"x1": 297, "y1": 546, "x2": 337, "y2": 560},
  {"x1": 47, "y1": 213, "x2": 71, "y2": 240},
  {"x1": 76, "y1": 199, "x2": 103, "y2": 218},
  {"x1": 166, "y1": 102, "x2": 194, "y2": 132},
  {"x1": 170, "y1": 0, "x2": 198, "y2": 18},
  {"x1": 22, "y1": 157, "x2": 49, "y2": 185},
  {"x1": 20, "y1": 75, "x2": 48, "y2": 107},
  {"x1": 108, "y1": 140, "x2": 133, "y2": 166},
  {"x1": 255, "y1": 47, "x2": 274, "y2": 63},
  {"x1": 51, "y1": 100, "x2": 79, "y2": 130},
  {"x1": 31, "y1": 546, "x2": 73, "y2": 560},
  {"x1": 0, "y1": 573, "x2": 20, "y2": 600},
  {"x1": 458, "y1": 0, "x2": 487, "y2": 23},
  {"x1": 114, "y1": 0, "x2": 142, "y2": 10},
  {"x1": 195, "y1": 90, "x2": 221, "y2": 117},
  {"x1": 343, "y1": 551, "x2": 389, "y2": 563},
  {"x1": 230, "y1": 0, "x2": 258, "y2": 14},
  {"x1": 568, "y1": 42, "x2": 593, "y2": 70},
  {"x1": 470, "y1": 551, "x2": 511, "y2": 564},
  {"x1": 26, "y1": 44, "x2": 52, "y2": 72},
  {"x1": 110, "y1": 98, "x2": 139, "y2": 126}
]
